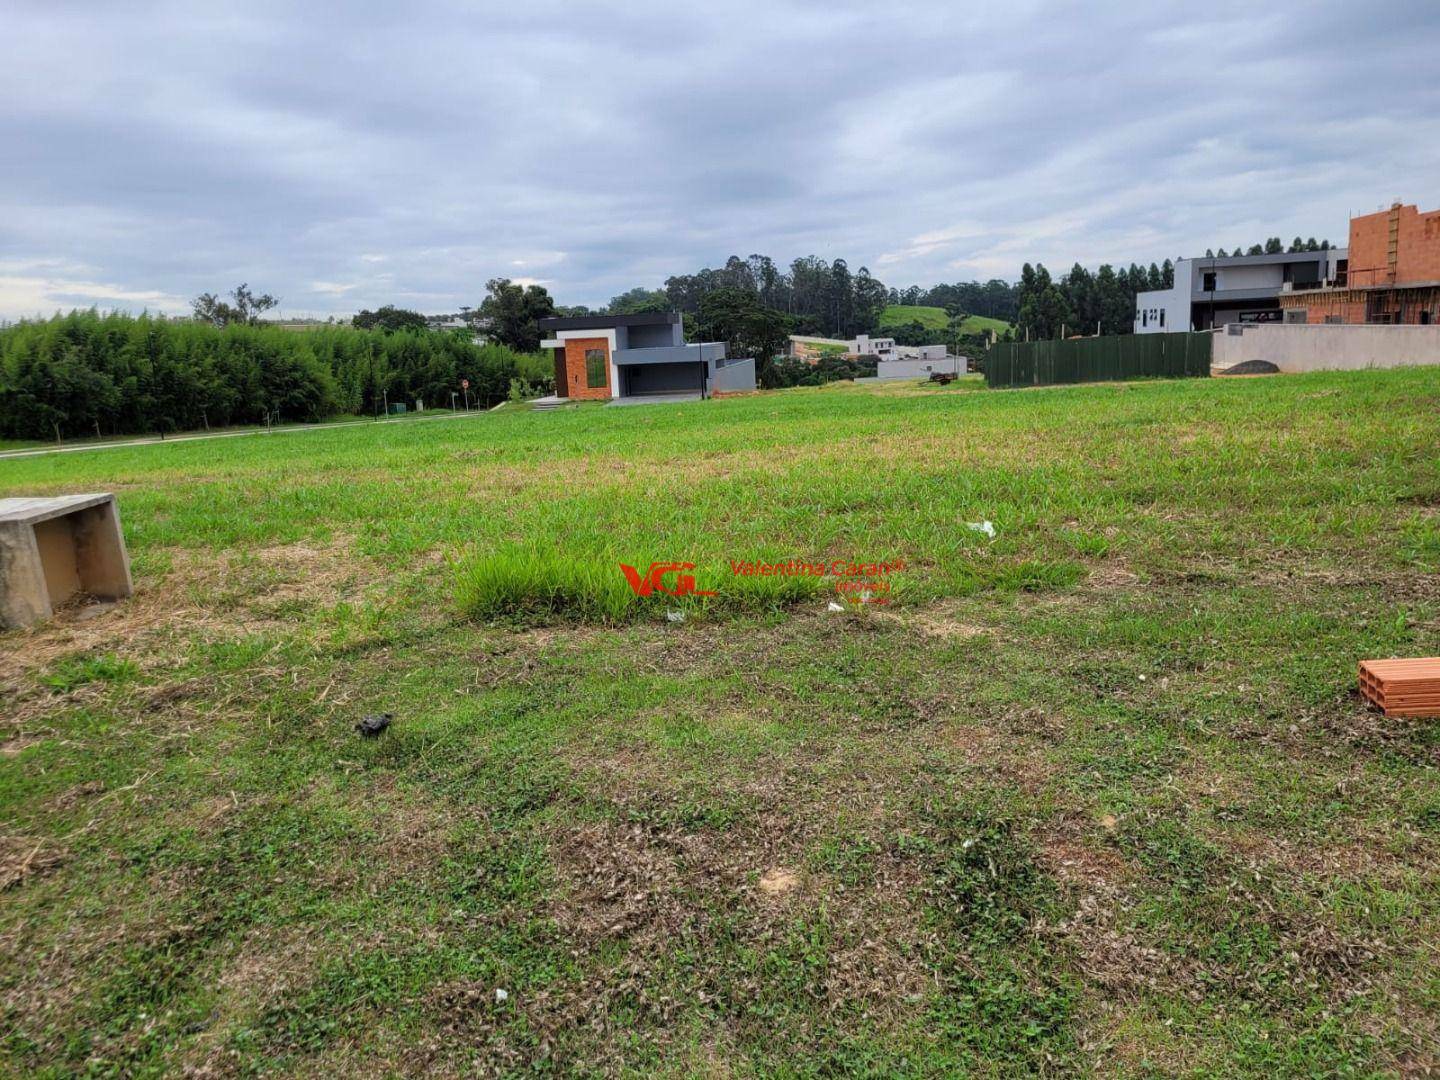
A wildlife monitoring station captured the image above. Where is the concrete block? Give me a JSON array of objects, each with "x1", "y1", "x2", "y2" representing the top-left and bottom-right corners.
[{"x1": 0, "y1": 493, "x2": 133, "y2": 629}]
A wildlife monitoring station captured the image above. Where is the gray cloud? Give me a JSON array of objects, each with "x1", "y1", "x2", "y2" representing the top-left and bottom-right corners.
[{"x1": 2, "y1": 0, "x2": 1438, "y2": 319}]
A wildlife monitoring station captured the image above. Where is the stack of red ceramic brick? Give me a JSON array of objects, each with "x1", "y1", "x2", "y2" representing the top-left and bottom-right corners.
[{"x1": 1359, "y1": 658, "x2": 1440, "y2": 718}]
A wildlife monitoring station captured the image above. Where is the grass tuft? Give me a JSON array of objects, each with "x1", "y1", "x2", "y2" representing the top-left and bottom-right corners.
[{"x1": 454, "y1": 545, "x2": 826, "y2": 624}]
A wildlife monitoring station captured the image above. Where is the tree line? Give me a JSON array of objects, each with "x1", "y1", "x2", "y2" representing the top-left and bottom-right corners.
[
  {"x1": 1205, "y1": 236, "x2": 1333, "y2": 258},
  {"x1": 570, "y1": 255, "x2": 890, "y2": 341},
  {"x1": 1011, "y1": 261, "x2": 1176, "y2": 341},
  {"x1": 0, "y1": 309, "x2": 549, "y2": 441}
]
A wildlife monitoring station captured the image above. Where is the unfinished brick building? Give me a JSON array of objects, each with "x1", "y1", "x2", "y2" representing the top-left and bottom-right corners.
[{"x1": 1280, "y1": 202, "x2": 1440, "y2": 325}]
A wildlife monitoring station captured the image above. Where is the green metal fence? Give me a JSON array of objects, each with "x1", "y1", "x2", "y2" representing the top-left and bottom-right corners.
[{"x1": 984, "y1": 332, "x2": 1212, "y2": 389}]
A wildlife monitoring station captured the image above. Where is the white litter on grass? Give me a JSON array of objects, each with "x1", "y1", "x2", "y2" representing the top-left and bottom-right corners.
[
  {"x1": 494, "y1": 988, "x2": 508, "y2": 1003},
  {"x1": 967, "y1": 520, "x2": 997, "y2": 539},
  {"x1": 827, "y1": 601, "x2": 845, "y2": 612},
  {"x1": 665, "y1": 609, "x2": 686, "y2": 623}
]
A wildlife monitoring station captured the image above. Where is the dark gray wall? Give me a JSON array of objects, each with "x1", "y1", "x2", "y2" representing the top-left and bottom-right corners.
[{"x1": 625, "y1": 322, "x2": 684, "y2": 349}]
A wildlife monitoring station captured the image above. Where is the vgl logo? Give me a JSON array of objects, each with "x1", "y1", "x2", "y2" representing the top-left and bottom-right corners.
[{"x1": 619, "y1": 561, "x2": 716, "y2": 597}]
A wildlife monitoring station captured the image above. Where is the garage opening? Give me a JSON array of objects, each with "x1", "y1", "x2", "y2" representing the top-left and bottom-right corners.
[{"x1": 621, "y1": 362, "x2": 705, "y2": 397}]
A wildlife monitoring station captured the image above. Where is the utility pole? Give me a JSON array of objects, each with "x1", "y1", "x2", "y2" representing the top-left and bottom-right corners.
[{"x1": 382, "y1": 389, "x2": 389, "y2": 418}]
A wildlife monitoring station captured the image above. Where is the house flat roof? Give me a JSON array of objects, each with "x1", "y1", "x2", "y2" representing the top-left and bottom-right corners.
[
  {"x1": 538, "y1": 312, "x2": 680, "y2": 331},
  {"x1": 1182, "y1": 249, "x2": 1347, "y2": 269}
]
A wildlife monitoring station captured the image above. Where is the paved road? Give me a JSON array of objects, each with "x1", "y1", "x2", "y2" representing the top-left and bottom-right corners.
[{"x1": 0, "y1": 405, "x2": 501, "y2": 462}]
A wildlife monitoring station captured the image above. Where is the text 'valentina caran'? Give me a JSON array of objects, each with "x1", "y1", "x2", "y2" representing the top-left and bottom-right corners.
[{"x1": 727, "y1": 559, "x2": 907, "y2": 577}]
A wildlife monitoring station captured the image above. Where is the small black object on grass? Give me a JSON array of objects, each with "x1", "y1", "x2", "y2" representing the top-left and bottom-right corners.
[{"x1": 356, "y1": 713, "x2": 393, "y2": 737}]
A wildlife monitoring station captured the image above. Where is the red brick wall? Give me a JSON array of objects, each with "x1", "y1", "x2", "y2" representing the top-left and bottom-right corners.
[
  {"x1": 558, "y1": 337, "x2": 611, "y2": 400},
  {"x1": 1348, "y1": 203, "x2": 1440, "y2": 287},
  {"x1": 1348, "y1": 208, "x2": 1391, "y2": 286},
  {"x1": 1280, "y1": 287, "x2": 1439, "y2": 325},
  {"x1": 1280, "y1": 292, "x2": 1369, "y2": 324},
  {"x1": 1399, "y1": 206, "x2": 1440, "y2": 284}
]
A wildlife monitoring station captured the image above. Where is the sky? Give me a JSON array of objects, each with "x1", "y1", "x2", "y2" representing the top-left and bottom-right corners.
[{"x1": 3, "y1": 1, "x2": 1439, "y2": 321}]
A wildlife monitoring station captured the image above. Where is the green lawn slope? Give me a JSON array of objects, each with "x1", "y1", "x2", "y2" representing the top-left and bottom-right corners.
[{"x1": 879, "y1": 304, "x2": 1011, "y2": 336}]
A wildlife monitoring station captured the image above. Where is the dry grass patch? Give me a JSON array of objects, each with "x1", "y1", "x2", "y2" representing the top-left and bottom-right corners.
[
  {"x1": 0, "y1": 834, "x2": 66, "y2": 891},
  {"x1": 0, "y1": 537, "x2": 375, "y2": 687},
  {"x1": 876, "y1": 600, "x2": 992, "y2": 640}
]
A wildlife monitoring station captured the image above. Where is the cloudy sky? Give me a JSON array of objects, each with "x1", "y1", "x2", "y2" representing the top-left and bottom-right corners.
[{"x1": 3, "y1": 1, "x2": 1438, "y2": 320}]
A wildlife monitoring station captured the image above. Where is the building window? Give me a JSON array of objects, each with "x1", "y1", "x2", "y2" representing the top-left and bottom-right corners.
[
  {"x1": 585, "y1": 348, "x2": 606, "y2": 389},
  {"x1": 1422, "y1": 311, "x2": 1432, "y2": 325},
  {"x1": 1202, "y1": 271, "x2": 1217, "y2": 292},
  {"x1": 1159, "y1": 309, "x2": 1165, "y2": 328},
  {"x1": 1142, "y1": 310, "x2": 1148, "y2": 327}
]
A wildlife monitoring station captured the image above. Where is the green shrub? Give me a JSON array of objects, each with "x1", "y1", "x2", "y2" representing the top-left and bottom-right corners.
[{"x1": 0, "y1": 311, "x2": 548, "y2": 438}]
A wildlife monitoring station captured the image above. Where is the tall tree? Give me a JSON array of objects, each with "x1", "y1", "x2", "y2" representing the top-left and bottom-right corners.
[
  {"x1": 477, "y1": 278, "x2": 556, "y2": 352},
  {"x1": 1016, "y1": 264, "x2": 1076, "y2": 340},
  {"x1": 695, "y1": 288, "x2": 792, "y2": 388},
  {"x1": 607, "y1": 288, "x2": 669, "y2": 315},
  {"x1": 353, "y1": 305, "x2": 428, "y2": 333},
  {"x1": 191, "y1": 283, "x2": 278, "y2": 327}
]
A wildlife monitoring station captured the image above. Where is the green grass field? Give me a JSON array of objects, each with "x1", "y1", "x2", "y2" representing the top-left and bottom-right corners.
[
  {"x1": 2, "y1": 373, "x2": 1438, "y2": 1075},
  {"x1": 879, "y1": 304, "x2": 1011, "y2": 337}
]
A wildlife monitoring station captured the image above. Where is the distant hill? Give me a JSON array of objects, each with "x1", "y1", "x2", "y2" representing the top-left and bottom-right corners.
[
  {"x1": 878, "y1": 305, "x2": 1011, "y2": 337},
  {"x1": 879, "y1": 304, "x2": 949, "y2": 330}
]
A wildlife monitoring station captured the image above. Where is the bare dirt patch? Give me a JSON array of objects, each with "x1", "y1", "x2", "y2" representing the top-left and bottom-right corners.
[
  {"x1": 0, "y1": 835, "x2": 66, "y2": 891},
  {"x1": 1085, "y1": 562, "x2": 1142, "y2": 591},
  {"x1": 526, "y1": 812, "x2": 935, "y2": 1063},
  {"x1": 0, "y1": 735, "x2": 44, "y2": 757},
  {"x1": 876, "y1": 602, "x2": 991, "y2": 640},
  {"x1": 50, "y1": 779, "x2": 105, "y2": 810},
  {"x1": 756, "y1": 867, "x2": 799, "y2": 896}
]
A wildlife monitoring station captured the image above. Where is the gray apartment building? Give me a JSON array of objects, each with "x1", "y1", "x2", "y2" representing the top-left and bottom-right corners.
[{"x1": 1134, "y1": 248, "x2": 1349, "y2": 333}]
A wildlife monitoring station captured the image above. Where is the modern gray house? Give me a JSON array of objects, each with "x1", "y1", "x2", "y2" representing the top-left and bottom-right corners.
[
  {"x1": 538, "y1": 312, "x2": 755, "y2": 402},
  {"x1": 1134, "y1": 249, "x2": 1349, "y2": 333},
  {"x1": 876, "y1": 347, "x2": 967, "y2": 380}
]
